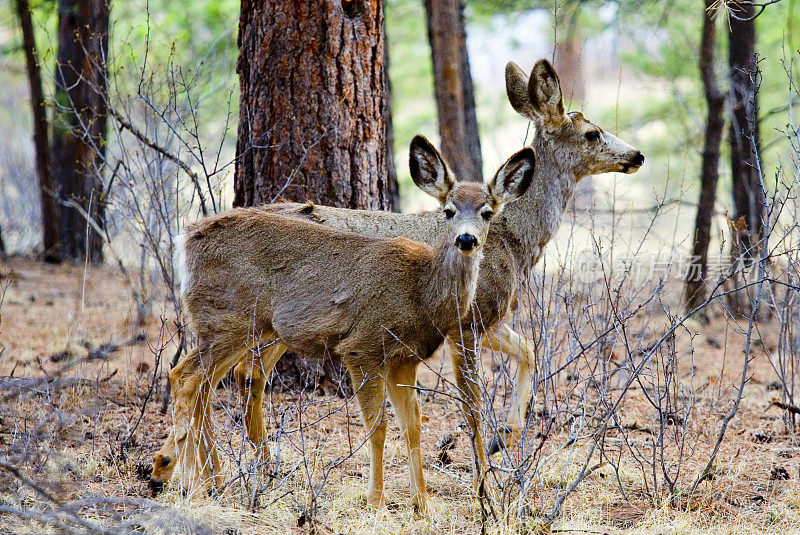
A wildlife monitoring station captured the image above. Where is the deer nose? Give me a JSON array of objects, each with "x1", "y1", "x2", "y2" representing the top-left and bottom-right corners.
[
  {"x1": 631, "y1": 152, "x2": 645, "y2": 166},
  {"x1": 455, "y1": 234, "x2": 478, "y2": 252}
]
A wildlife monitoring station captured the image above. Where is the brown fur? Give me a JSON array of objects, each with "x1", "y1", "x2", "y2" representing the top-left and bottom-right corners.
[
  {"x1": 235, "y1": 59, "x2": 644, "y2": 481},
  {"x1": 151, "y1": 136, "x2": 534, "y2": 514}
]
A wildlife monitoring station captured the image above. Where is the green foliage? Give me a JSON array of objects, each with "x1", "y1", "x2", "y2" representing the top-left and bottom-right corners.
[
  {"x1": 386, "y1": 0, "x2": 437, "y2": 203},
  {"x1": 615, "y1": 0, "x2": 800, "y2": 197}
]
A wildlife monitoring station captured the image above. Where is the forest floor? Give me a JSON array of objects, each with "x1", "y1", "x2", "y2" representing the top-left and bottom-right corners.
[{"x1": 1, "y1": 256, "x2": 800, "y2": 534}]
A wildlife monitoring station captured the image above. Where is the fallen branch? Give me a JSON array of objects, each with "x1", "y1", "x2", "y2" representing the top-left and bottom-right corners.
[{"x1": 768, "y1": 398, "x2": 800, "y2": 416}]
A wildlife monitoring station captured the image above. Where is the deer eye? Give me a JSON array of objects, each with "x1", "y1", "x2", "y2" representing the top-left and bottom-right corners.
[
  {"x1": 481, "y1": 209, "x2": 494, "y2": 221},
  {"x1": 585, "y1": 131, "x2": 600, "y2": 142},
  {"x1": 444, "y1": 207, "x2": 456, "y2": 219}
]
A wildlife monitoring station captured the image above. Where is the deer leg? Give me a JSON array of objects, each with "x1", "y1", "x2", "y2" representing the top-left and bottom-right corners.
[
  {"x1": 448, "y1": 330, "x2": 496, "y2": 504},
  {"x1": 482, "y1": 323, "x2": 536, "y2": 448},
  {"x1": 233, "y1": 342, "x2": 287, "y2": 445},
  {"x1": 386, "y1": 361, "x2": 428, "y2": 515},
  {"x1": 346, "y1": 362, "x2": 387, "y2": 509}
]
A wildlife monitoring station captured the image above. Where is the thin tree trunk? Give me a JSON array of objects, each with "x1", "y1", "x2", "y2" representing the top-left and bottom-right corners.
[
  {"x1": 554, "y1": 37, "x2": 585, "y2": 106},
  {"x1": 553, "y1": 8, "x2": 584, "y2": 107},
  {"x1": 685, "y1": 0, "x2": 725, "y2": 311},
  {"x1": 425, "y1": 0, "x2": 482, "y2": 182},
  {"x1": 51, "y1": 0, "x2": 109, "y2": 264},
  {"x1": 728, "y1": 0, "x2": 764, "y2": 260},
  {"x1": 382, "y1": 17, "x2": 399, "y2": 207},
  {"x1": 16, "y1": 0, "x2": 59, "y2": 263},
  {"x1": 234, "y1": 0, "x2": 397, "y2": 393}
]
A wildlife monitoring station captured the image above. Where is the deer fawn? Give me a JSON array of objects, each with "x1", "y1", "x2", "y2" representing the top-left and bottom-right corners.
[
  {"x1": 151, "y1": 136, "x2": 535, "y2": 513},
  {"x1": 236, "y1": 59, "x2": 644, "y2": 490}
]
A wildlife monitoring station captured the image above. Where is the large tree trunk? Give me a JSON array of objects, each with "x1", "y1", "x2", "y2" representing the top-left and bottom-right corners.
[
  {"x1": 234, "y1": 1, "x2": 397, "y2": 209},
  {"x1": 51, "y1": 0, "x2": 109, "y2": 264},
  {"x1": 425, "y1": 0, "x2": 482, "y2": 182},
  {"x1": 16, "y1": 0, "x2": 60, "y2": 263},
  {"x1": 234, "y1": 0, "x2": 398, "y2": 394},
  {"x1": 728, "y1": 0, "x2": 764, "y2": 260},
  {"x1": 684, "y1": 0, "x2": 725, "y2": 311}
]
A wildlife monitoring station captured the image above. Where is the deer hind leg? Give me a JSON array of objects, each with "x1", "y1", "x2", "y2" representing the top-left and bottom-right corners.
[
  {"x1": 448, "y1": 330, "x2": 495, "y2": 504},
  {"x1": 346, "y1": 361, "x2": 387, "y2": 509},
  {"x1": 233, "y1": 341, "x2": 287, "y2": 445},
  {"x1": 386, "y1": 361, "x2": 428, "y2": 516},
  {"x1": 483, "y1": 323, "x2": 536, "y2": 449}
]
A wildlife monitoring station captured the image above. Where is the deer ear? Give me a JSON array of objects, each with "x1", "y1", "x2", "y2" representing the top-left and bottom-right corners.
[
  {"x1": 490, "y1": 147, "x2": 535, "y2": 205},
  {"x1": 505, "y1": 62, "x2": 537, "y2": 121},
  {"x1": 409, "y1": 135, "x2": 454, "y2": 203},
  {"x1": 527, "y1": 59, "x2": 569, "y2": 127}
]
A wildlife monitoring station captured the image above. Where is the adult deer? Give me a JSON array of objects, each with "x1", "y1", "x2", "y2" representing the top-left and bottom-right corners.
[
  {"x1": 234, "y1": 59, "x2": 644, "y2": 489},
  {"x1": 151, "y1": 136, "x2": 535, "y2": 513}
]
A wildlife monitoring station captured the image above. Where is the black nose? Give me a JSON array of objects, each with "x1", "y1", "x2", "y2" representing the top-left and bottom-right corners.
[
  {"x1": 455, "y1": 234, "x2": 478, "y2": 251},
  {"x1": 631, "y1": 152, "x2": 645, "y2": 166}
]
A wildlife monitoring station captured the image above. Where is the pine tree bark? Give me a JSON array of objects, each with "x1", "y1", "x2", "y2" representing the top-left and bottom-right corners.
[
  {"x1": 425, "y1": 0, "x2": 482, "y2": 182},
  {"x1": 728, "y1": 0, "x2": 764, "y2": 260},
  {"x1": 684, "y1": 0, "x2": 725, "y2": 311},
  {"x1": 16, "y1": 0, "x2": 60, "y2": 263},
  {"x1": 234, "y1": 0, "x2": 397, "y2": 210},
  {"x1": 51, "y1": 0, "x2": 109, "y2": 264},
  {"x1": 234, "y1": 0, "x2": 398, "y2": 393}
]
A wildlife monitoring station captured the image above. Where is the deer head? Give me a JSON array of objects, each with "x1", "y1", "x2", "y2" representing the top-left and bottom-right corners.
[
  {"x1": 409, "y1": 135, "x2": 535, "y2": 255},
  {"x1": 505, "y1": 59, "x2": 644, "y2": 178}
]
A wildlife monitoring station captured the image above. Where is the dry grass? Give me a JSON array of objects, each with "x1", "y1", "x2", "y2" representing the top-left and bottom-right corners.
[{"x1": 1, "y1": 256, "x2": 800, "y2": 534}]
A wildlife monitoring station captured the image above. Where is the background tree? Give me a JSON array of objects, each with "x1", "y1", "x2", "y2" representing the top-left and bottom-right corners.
[
  {"x1": 234, "y1": 0, "x2": 398, "y2": 390},
  {"x1": 684, "y1": 0, "x2": 725, "y2": 310},
  {"x1": 425, "y1": 0, "x2": 482, "y2": 182},
  {"x1": 552, "y1": 0, "x2": 585, "y2": 106},
  {"x1": 15, "y1": 0, "x2": 59, "y2": 263},
  {"x1": 234, "y1": 1, "x2": 398, "y2": 210},
  {"x1": 728, "y1": 0, "x2": 764, "y2": 260},
  {"x1": 51, "y1": 0, "x2": 109, "y2": 264}
]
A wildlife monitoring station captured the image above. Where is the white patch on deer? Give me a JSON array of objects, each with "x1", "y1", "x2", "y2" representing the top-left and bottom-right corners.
[{"x1": 173, "y1": 233, "x2": 191, "y2": 295}]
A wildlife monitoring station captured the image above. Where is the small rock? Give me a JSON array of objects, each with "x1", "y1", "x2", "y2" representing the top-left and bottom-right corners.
[
  {"x1": 127, "y1": 332, "x2": 148, "y2": 346},
  {"x1": 770, "y1": 466, "x2": 790, "y2": 480},
  {"x1": 88, "y1": 341, "x2": 120, "y2": 360},
  {"x1": 767, "y1": 381, "x2": 783, "y2": 391},
  {"x1": 752, "y1": 431, "x2": 773, "y2": 443},
  {"x1": 435, "y1": 433, "x2": 456, "y2": 451},
  {"x1": 435, "y1": 450, "x2": 452, "y2": 466},
  {"x1": 135, "y1": 462, "x2": 152, "y2": 481},
  {"x1": 50, "y1": 350, "x2": 72, "y2": 363}
]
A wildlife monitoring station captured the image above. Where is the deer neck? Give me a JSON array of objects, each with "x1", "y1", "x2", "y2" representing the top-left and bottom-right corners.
[
  {"x1": 495, "y1": 135, "x2": 579, "y2": 279},
  {"x1": 422, "y1": 241, "x2": 482, "y2": 330}
]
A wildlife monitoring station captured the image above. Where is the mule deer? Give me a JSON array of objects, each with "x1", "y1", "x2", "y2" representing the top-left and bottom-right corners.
[
  {"x1": 151, "y1": 136, "x2": 535, "y2": 513},
  {"x1": 232, "y1": 59, "x2": 644, "y2": 488}
]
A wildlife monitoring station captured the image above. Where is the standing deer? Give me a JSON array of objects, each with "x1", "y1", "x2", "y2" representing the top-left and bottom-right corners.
[
  {"x1": 151, "y1": 136, "x2": 535, "y2": 513},
  {"x1": 231, "y1": 59, "x2": 644, "y2": 492}
]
